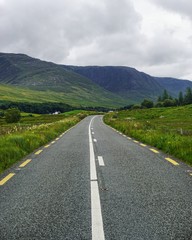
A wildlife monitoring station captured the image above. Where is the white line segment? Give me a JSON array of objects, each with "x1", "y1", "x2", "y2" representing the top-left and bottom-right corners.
[
  {"x1": 89, "y1": 118, "x2": 97, "y2": 181},
  {"x1": 91, "y1": 181, "x2": 105, "y2": 239},
  {"x1": 89, "y1": 116, "x2": 105, "y2": 240},
  {"x1": 98, "y1": 156, "x2": 105, "y2": 166}
]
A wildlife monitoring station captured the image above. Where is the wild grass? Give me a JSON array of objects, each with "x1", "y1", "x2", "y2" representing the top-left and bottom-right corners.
[
  {"x1": 0, "y1": 111, "x2": 90, "y2": 173},
  {"x1": 0, "y1": 84, "x2": 126, "y2": 108},
  {"x1": 104, "y1": 105, "x2": 192, "y2": 165},
  {"x1": 0, "y1": 110, "x2": 86, "y2": 136}
]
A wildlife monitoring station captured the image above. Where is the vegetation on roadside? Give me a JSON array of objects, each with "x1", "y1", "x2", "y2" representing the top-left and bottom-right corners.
[
  {"x1": 0, "y1": 110, "x2": 92, "y2": 173},
  {"x1": 104, "y1": 105, "x2": 192, "y2": 165},
  {"x1": 5, "y1": 108, "x2": 21, "y2": 123}
]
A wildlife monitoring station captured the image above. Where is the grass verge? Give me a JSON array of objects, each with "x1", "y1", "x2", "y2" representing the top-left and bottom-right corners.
[
  {"x1": 104, "y1": 105, "x2": 192, "y2": 166},
  {"x1": 0, "y1": 112, "x2": 89, "y2": 173}
]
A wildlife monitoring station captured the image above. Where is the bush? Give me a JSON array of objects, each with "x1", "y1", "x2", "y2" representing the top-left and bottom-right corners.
[
  {"x1": 131, "y1": 104, "x2": 141, "y2": 110},
  {"x1": 141, "y1": 99, "x2": 154, "y2": 108},
  {"x1": 0, "y1": 111, "x2": 4, "y2": 117},
  {"x1": 163, "y1": 99, "x2": 176, "y2": 107},
  {"x1": 155, "y1": 102, "x2": 163, "y2": 108},
  {"x1": 5, "y1": 108, "x2": 21, "y2": 123}
]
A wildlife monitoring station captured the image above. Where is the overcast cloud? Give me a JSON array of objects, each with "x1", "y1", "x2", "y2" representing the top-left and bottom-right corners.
[{"x1": 0, "y1": 0, "x2": 192, "y2": 80}]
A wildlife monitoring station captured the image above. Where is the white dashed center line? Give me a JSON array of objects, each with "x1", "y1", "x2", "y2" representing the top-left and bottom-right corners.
[
  {"x1": 89, "y1": 117, "x2": 105, "y2": 240},
  {"x1": 98, "y1": 156, "x2": 105, "y2": 166}
]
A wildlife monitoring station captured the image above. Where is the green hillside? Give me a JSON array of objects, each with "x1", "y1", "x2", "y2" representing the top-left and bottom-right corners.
[
  {"x1": 1, "y1": 52, "x2": 192, "y2": 107},
  {"x1": 0, "y1": 84, "x2": 125, "y2": 108},
  {"x1": 0, "y1": 53, "x2": 127, "y2": 108},
  {"x1": 66, "y1": 66, "x2": 192, "y2": 102}
]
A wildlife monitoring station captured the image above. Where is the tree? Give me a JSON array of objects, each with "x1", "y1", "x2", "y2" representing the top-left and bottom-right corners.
[
  {"x1": 157, "y1": 96, "x2": 162, "y2": 102},
  {"x1": 5, "y1": 108, "x2": 21, "y2": 123},
  {"x1": 184, "y1": 87, "x2": 192, "y2": 105},
  {"x1": 141, "y1": 99, "x2": 154, "y2": 108},
  {"x1": 174, "y1": 98, "x2": 179, "y2": 106},
  {"x1": 178, "y1": 91, "x2": 184, "y2": 105},
  {"x1": 162, "y1": 89, "x2": 169, "y2": 101}
]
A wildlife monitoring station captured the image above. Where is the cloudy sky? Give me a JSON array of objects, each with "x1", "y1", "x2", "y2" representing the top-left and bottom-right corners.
[{"x1": 0, "y1": 0, "x2": 192, "y2": 80}]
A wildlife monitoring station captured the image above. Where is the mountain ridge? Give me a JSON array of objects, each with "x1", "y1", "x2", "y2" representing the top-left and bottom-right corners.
[
  {"x1": 0, "y1": 53, "x2": 126, "y2": 107},
  {"x1": 1, "y1": 52, "x2": 192, "y2": 107},
  {"x1": 65, "y1": 65, "x2": 192, "y2": 101}
]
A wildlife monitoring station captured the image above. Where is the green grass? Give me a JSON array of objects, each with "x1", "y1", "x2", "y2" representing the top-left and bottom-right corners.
[
  {"x1": 0, "y1": 111, "x2": 91, "y2": 173},
  {"x1": 104, "y1": 105, "x2": 192, "y2": 165},
  {"x1": 0, "y1": 84, "x2": 126, "y2": 108},
  {"x1": 0, "y1": 110, "x2": 91, "y2": 136}
]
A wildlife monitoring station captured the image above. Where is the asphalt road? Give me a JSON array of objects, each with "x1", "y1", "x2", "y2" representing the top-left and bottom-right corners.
[{"x1": 0, "y1": 115, "x2": 192, "y2": 239}]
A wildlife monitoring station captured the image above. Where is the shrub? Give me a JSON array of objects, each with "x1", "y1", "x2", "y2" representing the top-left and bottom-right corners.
[
  {"x1": 5, "y1": 108, "x2": 21, "y2": 123},
  {"x1": 141, "y1": 99, "x2": 154, "y2": 108},
  {"x1": 163, "y1": 99, "x2": 176, "y2": 107},
  {"x1": 131, "y1": 104, "x2": 141, "y2": 110},
  {"x1": 0, "y1": 111, "x2": 4, "y2": 117}
]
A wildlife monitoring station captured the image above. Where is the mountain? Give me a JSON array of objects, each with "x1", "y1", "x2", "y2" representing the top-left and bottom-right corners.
[
  {"x1": 65, "y1": 66, "x2": 162, "y2": 102},
  {"x1": 0, "y1": 53, "x2": 126, "y2": 108},
  {"x1": 65, "y1": 66, "x2": 192, "y2": 102},
  {"x1": 155, "y1": 77, "x2": 192, "y2": 95},
  {"x1": 1, "y1": 52, "x2": 192, "y2": 108}
]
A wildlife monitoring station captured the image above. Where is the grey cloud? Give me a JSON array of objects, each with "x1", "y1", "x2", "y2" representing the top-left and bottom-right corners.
[
  {"x1": 68, "y1": 31, "x2": 146, "y2": 67},
  {"x1": 0, "y1": 0, "x2": 141, "y2": 63},
  {"x1": 152, "y1": 0, "x2": 192, "y2": 19},
  {"x1": 141, "y1": 59, "x2": 192, "y2": 80},
  {"x1": 145, "y1": 35, "x2": 192, "y2": 65},
  {"x1": 0, "y1": 0, "x2": 192, "y2": 80}
]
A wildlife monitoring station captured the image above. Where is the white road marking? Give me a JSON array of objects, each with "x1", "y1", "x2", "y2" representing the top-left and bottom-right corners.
[
  {"x1": 93, "y1": 139, "x2": 97, "y2": 142},
  {"x1": 91, "y1": 181, "x2": 105, "y2": 239},
  {"x1": 89, "y1": 117, "x2": 105, "y2": 240},
  {"x1": 98, "y1": 156, "x2": 105, "y2": 166},
  {"x1": 92, "y1": 132, "x2": 95, "y2": 134}
]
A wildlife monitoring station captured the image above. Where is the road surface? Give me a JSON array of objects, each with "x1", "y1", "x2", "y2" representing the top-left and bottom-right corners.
[{"x1": 0, "y1": 116, "x2": 192, "y2": 239}]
